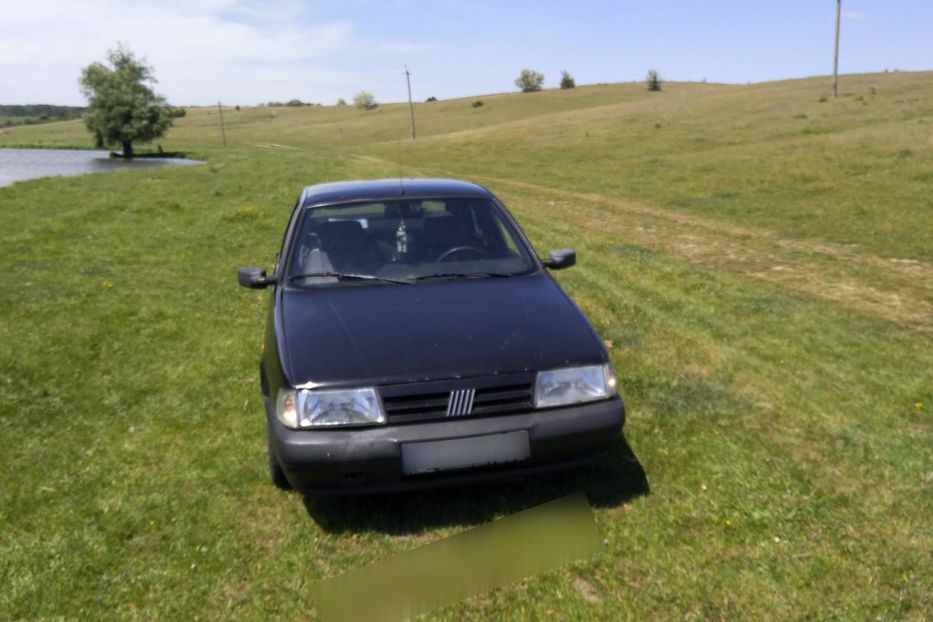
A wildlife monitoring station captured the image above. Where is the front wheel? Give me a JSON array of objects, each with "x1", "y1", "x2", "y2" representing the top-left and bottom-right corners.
[{"x1": 267, "y1": 435, "x2": 291, "y2": 490}]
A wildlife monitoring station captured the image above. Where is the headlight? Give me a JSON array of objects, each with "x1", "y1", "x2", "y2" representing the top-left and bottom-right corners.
[
  {"x1": 275, "y1": 388, "x2": 299, "y2": 428},
  {"x1": 276, "y1": 387, "x2": 386, "y2": 429},
  {"x1": 534, "y1": 364, "x2": 617, "y2": 409}
]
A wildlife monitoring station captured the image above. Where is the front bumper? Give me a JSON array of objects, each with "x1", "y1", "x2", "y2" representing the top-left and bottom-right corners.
[{"x1": 265, "y1": 396, "x2": 625, "y2": 495}]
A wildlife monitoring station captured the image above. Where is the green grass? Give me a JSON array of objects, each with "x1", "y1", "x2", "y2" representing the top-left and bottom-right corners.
[{"x1": 1, "y1": 73, "x2": 931, "y2": 620}]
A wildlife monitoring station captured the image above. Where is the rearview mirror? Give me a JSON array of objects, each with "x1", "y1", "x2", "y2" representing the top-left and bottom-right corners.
[
  {"x1": 541, "y1": 248, "x2": 576, "y2": 270},
  {"x1": 238, "y1": 267, "x2": 274, "y2": 289}
]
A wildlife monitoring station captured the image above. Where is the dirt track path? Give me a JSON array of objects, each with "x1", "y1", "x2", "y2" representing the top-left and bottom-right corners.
[{"x1": 352, "y1": 154, "x2": 933, "y2": 333}]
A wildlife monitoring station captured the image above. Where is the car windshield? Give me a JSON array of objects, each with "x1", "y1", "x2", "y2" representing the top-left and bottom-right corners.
[{"x1": 288, "y1": 198, "x2": 537, "y2": 285}]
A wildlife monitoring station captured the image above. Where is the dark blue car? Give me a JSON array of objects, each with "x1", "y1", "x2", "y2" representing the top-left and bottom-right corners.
[{"x1": 238, "y1": 178, "x2": 624, "y2": 495}]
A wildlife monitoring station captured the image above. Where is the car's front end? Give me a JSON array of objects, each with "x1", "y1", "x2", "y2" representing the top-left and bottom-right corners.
[
  {"x1": 243, "y1": 179, "x2": 626, "y2": 495},
  {"x1": 265, "y1": 364, "x2": 624, "y2": 495}
]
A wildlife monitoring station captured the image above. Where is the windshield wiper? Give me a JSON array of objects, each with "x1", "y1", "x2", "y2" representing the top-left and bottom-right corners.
[
  {"x1": 412, "y1": 272, "x2": 515, "y2": 282},
  {"x1": 289, "y1": 272, "x2": 414, "y2": 284}
]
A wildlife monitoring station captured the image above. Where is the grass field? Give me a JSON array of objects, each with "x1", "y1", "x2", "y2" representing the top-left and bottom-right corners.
[{"x1": 1, "y1": 72, "x2": 931, "y2": 620}]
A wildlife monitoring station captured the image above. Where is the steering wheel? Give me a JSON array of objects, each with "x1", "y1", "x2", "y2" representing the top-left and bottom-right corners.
[{"x1": 437, "y1": 246, "x2": 489, "y2": 262}]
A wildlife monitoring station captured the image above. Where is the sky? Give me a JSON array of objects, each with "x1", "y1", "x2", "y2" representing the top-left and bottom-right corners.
[{"x1": 2, "y1": 0, "x2": 932, "y2": 106}]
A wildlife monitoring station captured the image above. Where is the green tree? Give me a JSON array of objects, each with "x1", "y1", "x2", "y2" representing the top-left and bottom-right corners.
[
  {"x1": 353, "y1": 91, "x2": 378, "y2": 110},
  {"x1": 645, "y1": 69, "x2": 662, "y2": 92},
  {"x1": 79, "y1": 44, "x2": 184, "y2": 158},
  {"x1": 560, "y1": 70, "x2": 576, "y2": 89},
  {"x1": 515, "y1": 69, "x2": 544, "y2": 93}
]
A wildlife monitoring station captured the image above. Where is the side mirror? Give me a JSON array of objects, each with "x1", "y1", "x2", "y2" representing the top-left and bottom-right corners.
[
  {"x1": 238, "y1": 267, "x2": 274, "y2": 289},
  {"x1": 541, "y1": 248, "x2": 576, "y2": 270}
]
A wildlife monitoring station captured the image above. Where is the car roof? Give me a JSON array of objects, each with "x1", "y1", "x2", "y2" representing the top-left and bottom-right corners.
[{"x1": 300, "y1": 178, "x2": 493, "y2": 207}]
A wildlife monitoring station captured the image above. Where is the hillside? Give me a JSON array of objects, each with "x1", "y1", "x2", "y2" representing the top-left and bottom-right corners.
[
  {"x1": 1, "y1": 72, "x2": 931, "y2": 620},
  {"x1": 4, "y1": 72, "x2": 931, "y2": 262}
]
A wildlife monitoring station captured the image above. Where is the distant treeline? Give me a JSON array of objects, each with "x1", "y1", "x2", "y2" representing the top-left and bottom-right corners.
[
  {"x1": 260, "y1": 100, "x2": 323, "y2": 107},
  {"x1": 0, "y1": 104, "x2": 85, "y2": 127}
]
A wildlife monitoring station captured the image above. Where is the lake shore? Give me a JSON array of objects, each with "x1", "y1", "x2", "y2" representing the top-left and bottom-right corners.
[{"x1": 0, "y1": 147, "x2": 201, "y2": 187}]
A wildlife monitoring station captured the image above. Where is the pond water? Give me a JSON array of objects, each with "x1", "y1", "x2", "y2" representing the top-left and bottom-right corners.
[{"x1": 0, "y1": 147, "x2": 201, "y2": 187}]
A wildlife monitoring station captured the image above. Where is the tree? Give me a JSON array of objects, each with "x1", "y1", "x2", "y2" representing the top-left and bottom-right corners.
[
  {"x1": 514, "y1": 69, "x2": 544, "y2": 93},
  {"x1": 353, "y1": 91, "x2": 378, "y2": 110},
  {"x1": 79, "y1": 44, "x2": 184, "y2": 158},
  {"x1": 560, "y1": 70, "x2": 576, "y2": 89},
  {"x1": 336, "y1": 97, "x2": 347, "y2": 106},
  {"x1": 645, "y1": 69, "x2": 662, "y2": 92}
]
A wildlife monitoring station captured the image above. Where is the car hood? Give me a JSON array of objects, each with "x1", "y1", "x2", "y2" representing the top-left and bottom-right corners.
[{"x1": 279, "y1": 273, "x2": 606, "y2": 386}]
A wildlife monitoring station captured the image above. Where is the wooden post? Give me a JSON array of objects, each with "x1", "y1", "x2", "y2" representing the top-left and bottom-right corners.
[
  {"x1": 217, "y1": 101, "x2": 227, "y2": 146},
  {"x1": 833, "y1": 0, "x2": 841, "y2": 98}
]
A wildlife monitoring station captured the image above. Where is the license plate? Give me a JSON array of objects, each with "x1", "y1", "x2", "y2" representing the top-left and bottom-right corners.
[{"x1": 401, "y1": 431, "x2": 531, "y2": 475}]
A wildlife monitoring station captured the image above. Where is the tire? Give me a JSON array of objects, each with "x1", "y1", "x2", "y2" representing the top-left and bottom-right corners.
[{"x1": 267, "y1": 435, "x2": 292, "y2": 490}]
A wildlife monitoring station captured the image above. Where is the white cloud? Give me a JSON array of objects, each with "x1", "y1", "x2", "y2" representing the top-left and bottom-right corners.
[{"x1": 0, "y1": 0, "x2": 357, "y2": 105}]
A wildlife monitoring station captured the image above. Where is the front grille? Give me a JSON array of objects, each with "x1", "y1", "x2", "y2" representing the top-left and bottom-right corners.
[{"x1": 382, "y1": 380, "x2": 534, "y2": 424}]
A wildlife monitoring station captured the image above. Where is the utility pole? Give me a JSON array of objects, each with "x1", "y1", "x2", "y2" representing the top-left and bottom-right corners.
[
  {"x1": 404, "y1": 66, "x2": 416, "y2": 140},
  {"x1": 217, "y1": 101, "x2": 227, "y2": 147},
  {"x1": 833, "y1": 0, "x2": 841, "y2": 98}
]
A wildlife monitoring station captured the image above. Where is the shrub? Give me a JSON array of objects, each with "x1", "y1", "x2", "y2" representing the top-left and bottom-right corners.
[
  {"x1": 645, "y1": 69, "x2": 662, "y2": 92},
  {"x1": 471, "y1": 100, "x2": 484, "y2": 108},
  {"x1": 425, "y1": 96, "x2": 438, "y2": 102},
  {"x1": 336, "y1": 98, "x2": 347, "y2": 106},
  {"x1": 353, "y1": 91, "x2": 378, "y2": 110},
  {"x1": 515, "y1": 69, "x2": 544, "y2": 93},
  {"x1": 560, "y1": 70, "x2": 575, "y2": 89}
]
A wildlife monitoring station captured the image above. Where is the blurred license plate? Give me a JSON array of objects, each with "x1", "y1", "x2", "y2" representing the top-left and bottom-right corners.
[{"x1": 401, "y1": 431, "x2": 530, "y2": 475}]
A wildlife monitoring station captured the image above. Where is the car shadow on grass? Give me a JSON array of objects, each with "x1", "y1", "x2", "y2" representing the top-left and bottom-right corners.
[{"x1": 302, "y1": 435, "x2": 648, "y2": 535}]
